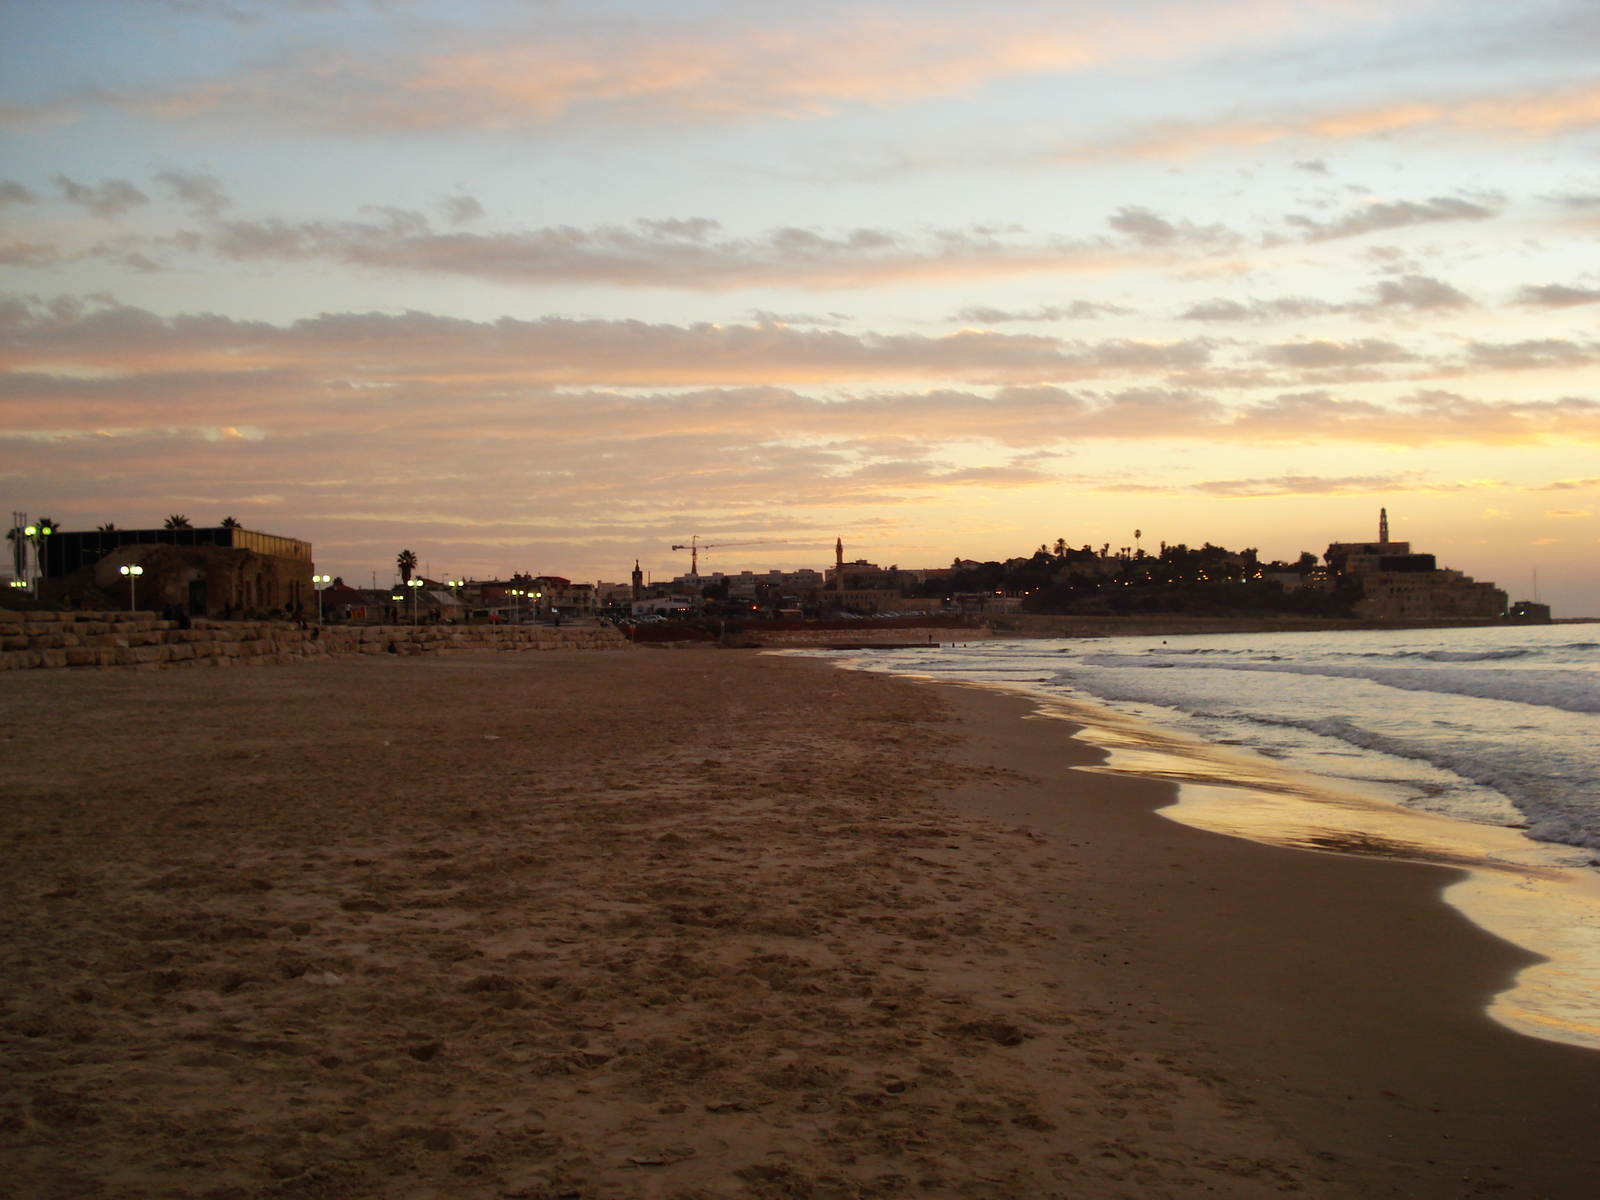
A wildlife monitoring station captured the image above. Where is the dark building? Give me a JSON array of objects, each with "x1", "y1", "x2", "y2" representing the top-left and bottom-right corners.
[{"x1": 39, "y1": 526, "x2": 313, "y2": 616}]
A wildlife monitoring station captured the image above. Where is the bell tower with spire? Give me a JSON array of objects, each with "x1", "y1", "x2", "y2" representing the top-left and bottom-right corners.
[
  {"x1": 1379, "y1": 507, "x2": 1390, "y2": 545},
  {"x1": 631, "y1": 558, "x2": 643, "y2": 601},
  {"x1": 835, "y1": 537, "x2": 844, "y2": 591}
]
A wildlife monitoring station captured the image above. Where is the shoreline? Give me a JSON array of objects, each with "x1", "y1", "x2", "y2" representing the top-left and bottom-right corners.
[
  {"x1": 801, "y1": 624, "x2": 1600, "y2": 1053},
  {"x1": 925, "y1": 677, "x2": 1600, "y2": 1198},
  {"x1": 5, "y1": 649, "x2": 1599, "y2": 1198}
]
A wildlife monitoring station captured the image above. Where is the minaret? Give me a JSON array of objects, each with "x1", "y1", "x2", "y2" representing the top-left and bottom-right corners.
[
  {"x1": 1379, "y1": 507, "x2": 1389, "y2": 544},
  {"x1": 835, "y1": 536, "x2": 844, "y2": 591},
  {"x1": 630, "y1": 558, "x2": 643, "y2": 601}
]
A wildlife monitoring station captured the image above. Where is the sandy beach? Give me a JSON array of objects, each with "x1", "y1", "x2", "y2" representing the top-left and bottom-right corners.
[{"x1": 4, "y1": 648, "x2": 1599, "y2": 1199}]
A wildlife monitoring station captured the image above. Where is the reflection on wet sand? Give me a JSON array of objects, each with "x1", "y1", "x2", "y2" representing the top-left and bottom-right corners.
[{"x1": 1019, "y1": 693, "x2": 1600, "y2": 1053}]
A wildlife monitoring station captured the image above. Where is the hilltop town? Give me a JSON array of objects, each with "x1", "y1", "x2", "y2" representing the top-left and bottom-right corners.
[{"x1": 6, "y1": 508, "x2": 1540, "y2": 626}]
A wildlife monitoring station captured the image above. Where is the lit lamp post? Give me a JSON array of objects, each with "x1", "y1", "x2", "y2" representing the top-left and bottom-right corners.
[
  {"x1": 509, "y1": 587, "x2": 525, "y2": 622},
  {"x1": 407, "y1": 576, "x2": 424, "y2": 625},
  {"x1": 24, "y1": 521, "x2": 52, "y2": 593},
  {"x1": 119, "y1": 564, "x2": 144, "y2": 611},
  {"x1": 312, "y1": 574, "x2": 332, "y2": 624}
]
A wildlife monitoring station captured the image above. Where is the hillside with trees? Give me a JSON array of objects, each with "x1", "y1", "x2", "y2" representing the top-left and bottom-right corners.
[{"x1": 914, "y1": 542, "x2": 1359, "y2": 618}]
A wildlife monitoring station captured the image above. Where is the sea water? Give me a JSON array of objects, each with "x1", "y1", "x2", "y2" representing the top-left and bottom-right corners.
[{"x1": 795, "y1": 624, "x2": 1600, "y2": 1050}]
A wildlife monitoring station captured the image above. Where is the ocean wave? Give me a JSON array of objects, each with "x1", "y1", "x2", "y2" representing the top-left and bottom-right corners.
[
  {"x1": 1073, "y1": 656, "x2": 1600, "y2": 714},
  {"x1": 1418, "y1": 648, "x2": 1530, "y2": 662},
  {"x1": 1263, "y1": 715, "x2": 1600, "y2": 852}
]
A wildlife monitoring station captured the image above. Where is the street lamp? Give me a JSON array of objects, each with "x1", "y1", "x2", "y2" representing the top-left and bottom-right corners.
[
  {"x1": 509, "y1": 587, "x2": 525, "y2": 622},
  {"x1": 24, "y1": 521, "x2": 53, "y2": 592},
  {"x1": 407, "y1": 576, "x2": 424, "y2": 625},
  {"x1": 312, "y1": 574, "x2": 332, "y2": 624},
  {"x1": 119, "y1": 564, "x2": 144, "y2": 611}
]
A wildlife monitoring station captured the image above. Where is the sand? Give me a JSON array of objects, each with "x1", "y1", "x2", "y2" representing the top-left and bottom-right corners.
[{"x1": 3, "y1": 649, "x2": 1597, "y2": 1199}]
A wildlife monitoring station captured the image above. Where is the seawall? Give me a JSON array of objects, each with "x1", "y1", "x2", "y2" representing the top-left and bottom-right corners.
[{"x1": 0, "y1": 611, "x2": 628, "y2": 671}]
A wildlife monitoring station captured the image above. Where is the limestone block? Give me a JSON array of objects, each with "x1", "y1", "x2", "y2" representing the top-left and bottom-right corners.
[
  {"x1": 22, "y1": 611, "x2": 55, "y2": 623},
  {"x1": 64, "y1": 647, "x2": 99, "y2": 667},
  {"x1": 168, "y1": 643, "x2": 195, "y2": 661}
]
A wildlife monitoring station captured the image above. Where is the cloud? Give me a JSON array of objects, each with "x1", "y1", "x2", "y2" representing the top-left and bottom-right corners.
[
  {"x1": 1540, "y1": 478, "x2": 1600, "y2": 491},
  {"x1": 1179, "y1": 274, "x2": 1468, "y2": 323},
  {"x1": 53, "y1": 174, "x2": 151, "y2": 218},
  {"x1": 438, "y1": 195, "x2": 485, "y2": 225},
  {"x1": 153, "y1": 168, "x2": 232, "y2": 217},
  {"x1": 0, "y1": 180, "x2": 37, "y2": 207},
  {"x1": 1516, "y1": 283, "x2": 1600, "y2": 308},
  {"x1": 1108, "y1": 206, "x2": 1237, "y2": 249},
  {"x1": 1256, "y1": 338, "x2": 1416, "y2": 368},
  {"x1": 1292, "y1": 159, "x2": 1329, "y2": 174},
  {"x1": 1466, "y1": 339, "x2": 1600, "y2": 371},
  {"x1": 0, "y1": 241, "x2": 63, "y2": 267},
  {"x1": 1180, "y1": 295, "x2": 1338, "y2": 322},
  {"x1": 1286, "y1": 197, "x2": 1499, "y2": 243},
  {"x1": 747, "y1": 310, "x2": 852, "y2": 326},
  {"x1": 1186, "y1": 472, "x2": 1447, "y2": 497},
  {"x1": 3, "y1": 299, "x2": 1598, "y2": 462},
  {"x1": 5, "y1": 3, "x2": 1368, "y2": 137},
  {"x1": 952, "y1": 301, "x2": 1130, "y2": 323},
  {"x1": 203, "y1": 212, "x2": 1139, "y2": 290},
  {"x1": 1056, "y1": 81, "x2": 1600, "y2": 163},
  {"x1": 1370, "y1": 273, "x2": 1472, "y2": 310},
  {"x1": 0, "y1": 296, "x2": 1213, "y2": 386}
]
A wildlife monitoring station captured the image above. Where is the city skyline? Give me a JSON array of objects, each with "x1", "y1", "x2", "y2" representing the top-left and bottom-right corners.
[{"x1": 2, "y1": 1, "x2": 1596, "y2": 613}]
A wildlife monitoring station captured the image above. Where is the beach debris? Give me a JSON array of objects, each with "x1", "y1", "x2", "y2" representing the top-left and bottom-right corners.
[
  {"x1": 483, "y1": 734, "x2": 500, "y2": 740},
  {"x1": 316, "y1": 971, "x2": 343, "y2": 986}
]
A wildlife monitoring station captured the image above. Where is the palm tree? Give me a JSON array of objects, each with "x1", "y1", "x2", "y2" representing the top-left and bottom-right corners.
[
  {"x1": 97, "y1": 522, "x2": 117, "y2": 532},
  {"x1": 397, "y1": 549, "x2": 418, "y2": 584},
  {"x1": 220, "y1": 516, "x2": 241, "y2": 529},
  {"x1": 164, "y1": 514, "x2": 192, "y2": 529}
]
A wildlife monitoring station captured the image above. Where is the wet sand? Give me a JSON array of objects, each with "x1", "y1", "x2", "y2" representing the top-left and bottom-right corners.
[
  {"x1": 2, "y1": 650, "x2": 1598, "y2": 1198},
  {"x1": 935, "y1": 684, "x2": 1600, "y2": 1198}
]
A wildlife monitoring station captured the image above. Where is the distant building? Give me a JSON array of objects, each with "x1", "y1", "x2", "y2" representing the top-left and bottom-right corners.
[
  {"x1": 38, "y1": 525, "x2": 313, "y2": 616},
  {"x1": 1508, "y1": 601, "x2": 1552, "y2": 622},
  {"x1": 1327, "y1": 509, "x2": 1505, "y2": 620}
]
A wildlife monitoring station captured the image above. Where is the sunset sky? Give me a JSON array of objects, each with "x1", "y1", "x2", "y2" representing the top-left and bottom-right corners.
[{"x1": 2, "y1": 0, "x2": 1597, "y2": 612}]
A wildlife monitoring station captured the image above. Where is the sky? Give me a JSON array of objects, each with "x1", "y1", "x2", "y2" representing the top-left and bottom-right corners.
[{"x1": 1, "y1": 0, "x2": 1597, "y2": 613}]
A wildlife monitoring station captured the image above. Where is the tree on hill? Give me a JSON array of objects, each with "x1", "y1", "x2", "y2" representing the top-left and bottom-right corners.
[
  {"x1": 397, "y1": 549, "x2": 418, "y2": 583},
  {"x1": 220, "y1": 516, "x2": 242, "y2": 529},
  {"x1": 97, "y1": 522, "x2": 117, "y2": 532},
  {"x1": 164, "y1": 514, "x2": 192, "y2": 529}
]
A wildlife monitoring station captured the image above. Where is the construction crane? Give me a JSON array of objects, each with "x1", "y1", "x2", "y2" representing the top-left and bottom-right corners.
[{"x1": 670, "y1": 535, "x2": 786, "y2": 579}]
